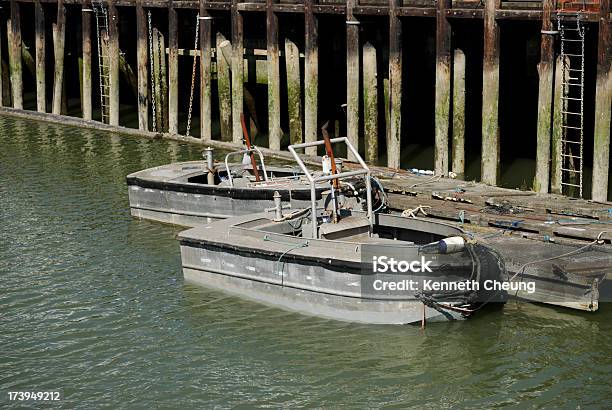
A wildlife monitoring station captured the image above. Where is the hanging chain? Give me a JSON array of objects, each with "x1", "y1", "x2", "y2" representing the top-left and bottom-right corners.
[
  {"x1": 148, "y1": 11, "x2": 157, "y2": 132},
  {"x1": 186, "y1": 14, "x2": 201, "y2": 137}
]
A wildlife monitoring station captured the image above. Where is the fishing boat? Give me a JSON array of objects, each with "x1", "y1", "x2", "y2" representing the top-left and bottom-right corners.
[{"x1": 178, "y1": 137, "x2": 508, "y2": 324}]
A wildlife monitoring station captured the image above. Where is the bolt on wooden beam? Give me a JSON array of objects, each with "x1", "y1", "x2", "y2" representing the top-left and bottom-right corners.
[
  {"x1": 481, "y1": 0, "x2": 501, "y2": 185},
  {"x1": 534, "y1": 0, "x2": 555, "y2": 193}
]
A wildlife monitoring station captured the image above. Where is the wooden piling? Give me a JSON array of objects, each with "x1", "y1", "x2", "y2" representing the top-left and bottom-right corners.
[
  {"x1": 82, "y1": 5, "x2": 92, "y2": 120},
  {"x1": 267, "y1": 0, "x2": 281, "y2": 150},
  {"x1": 285, "y1": 37, "x2": 303, "y2": 148},
  {"x1": 363, "y1": 41, "x2": 378, "y2": 164},
  {"x1": 136, "y1": 1, "x2": 148, "y2": 130},
  {"x1": 0, "y1": 21, "x2": 3, "y2": 107},
  {"x1": 168, "y1": 3, "x2": 178, "y2": 135},
  {"x1": 200, "y1": 4, "x2": 212, "y2": 140},
  {"x1": 551, "y1": 55, "x2": 567, "y2": 195},
  {"x1": 216, "y1": 33, "x2": 232, "y2": 141},
  {"x1": 481, "y1": 0, "x2": 501, "y2": 185},
  {"x1": 346, "y1": 0, "x2": 359, "y2": 160},
  {"x1": 304, "y1": 0, "x2": 318, "y2": 155},
  {"x1": 534, "y1": 0, "x2": 555, "y2": 193},
  {"x1": 152, "y1": 28, "x2": 162, "y2": 130},
  {"x1": 231, "y1": 0, "x2": 244, "y2": 144},
  {"x1": 591, "y1": 0, "x2": 611, "y2": 201},
  {"x1": 388, "y1": 0, "x2": 402, "y2": 169},
  {"x1": 1, "y1": 61, "x2": 10, "y2": 107},
  {"x1": 108, "y1": 0, "x2": 120, "y2": 126},
  {"x1": 21, "y1": 43, "x2": 35, "y2": 79},
  {"x1": 159, "y1": 31, "x2": 168, "y2": 131},
  {"x1": 452, "y1": 48, "x2": 466, "y2": 177},
  {"x1": 51, "y1": 0, "x2": 64, "y2": 115},
  {"x1": 35, "y1": 1, "x2": 45, "y2": 113},
  {"x1": 8, "y1": 0, "x2": 23, "y2": 110},
  {"x1": 434, "y1": 0, "x2": 452, "y2": 175}
]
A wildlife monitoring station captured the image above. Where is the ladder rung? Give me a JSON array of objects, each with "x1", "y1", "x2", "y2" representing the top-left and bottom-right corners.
[
  {"x1": 561, "y1": 111, "x2": 582, "y2": 116},
  {"x1": 562, "y1": 125, "x2": 582, "y2": 130},
  {"x1": 566, "y1": 68, "x2": 583, "y2": 72},
  {"x1": 562, "y1": 39, "x2": 584, "y2": 42},
  {"x1": 561, "y1": 182, "x2": 582, "y2": 187},
  {"x1": 562, "y1": 82, "x2": 583, "y2": 87},
  {"x1": 561, "y1": 140, "x2": 582, "y2": 144},
  {"x1": 561, "y1": 153, "x2": 582, "y2": 159},
  {"x1": 560, "y1": 169, "x2": 582, "y2": 174},
  {"x1": 563, "y1": 54, "x2": 583, "y2": 58},
  {"x1": 561, "y1": 96, "x2": 582, "y2": 101}
]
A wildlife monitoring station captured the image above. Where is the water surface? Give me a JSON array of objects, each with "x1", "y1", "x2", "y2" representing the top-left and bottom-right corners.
[{"x1": 1, "y1": 116, "x2": 611, "y2": 408}]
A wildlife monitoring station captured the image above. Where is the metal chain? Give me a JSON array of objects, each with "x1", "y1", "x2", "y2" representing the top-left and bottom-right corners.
[
  {"x1": 186, "y1": 14, "x2": 201, "y2": 137},
  {"x1": 148, "y1": 11, "x2": 157, "y2": 132}
]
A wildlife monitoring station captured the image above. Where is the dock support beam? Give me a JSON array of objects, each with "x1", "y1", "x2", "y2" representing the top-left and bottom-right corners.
[
  {"x1": 136, "y1": 1, "x2": 148, "y2": 130},
  {"x1": 35, "y1": 1, "x2": 45, "y2": 113},
  {"x1": 216, "y1": 33, "x2": 232, "y2": 141},
  {"x1": 452, "y1": 48, "x2": 466, "y2": 177},
  {"x1": 388, "y1": 0, "x2": 402, "y2": 169},
  {"x1": 551, "y1": 55, "x2": 566, "y2": 194},
  {"x1": 592, "y1": 0, "x2": 611, "y2": 201},
  {"x1": 267, "y1": 0, "x2": 281, "y2": 150},
  {"x1": 363, "y1": 41, "x2": 378, "y2": 164},
  {"x1": 108, "y1": 1, "x2": 119, "y2": 126},
  {"x1": 534, "y1": 0, "x2": 555, "y2": 193},
  {"x1": 8, "y1": 0, "x2": 23, "y2": 110},
  {"x1": 285, "y1": 37, "x2": 303, "y2": 147},
  {"x1": 346, "y1": 0, "x2": 359, "y2": 160},
  {"x1": 200, "y1": 4, "x2": 212, "y2": 140},
  {"x1": 435, "y1": 0, "x2": 452, "y2": 175},
  {"x1": 51, "y1": 0, "x2": 64, "y2": 115},
  {"x1": 231, "y1": 0, "x2": 244, "y2": 144},
  {"x1": 481, "y1": 0, "x2": 501, "y2": 185},
  {"x1": 168, "y1": 3, "x2": 178, "y2": 135},
  {"x1": 82, "y1": 6, "x2": 92, "y2": 120},
  {"x1": 304, "y1": 0, "x2": 318, "y2": 155}
]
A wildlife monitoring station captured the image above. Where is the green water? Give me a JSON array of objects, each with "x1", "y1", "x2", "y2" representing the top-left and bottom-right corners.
[{"x1": 1, "y1": 115, "x2": 611, "y2": 408}]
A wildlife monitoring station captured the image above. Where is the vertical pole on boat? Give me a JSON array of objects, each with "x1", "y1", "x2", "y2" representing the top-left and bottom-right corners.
[
  {"x1": 322, "y1": 122, "x2": 339, "y2": 223},
  {"x1": 241, "y1": 113, "x2": 261, "y2": 182},
  {"x1": 421, "y1": 303, "x2": 426, "y2": 329},
  {"x1": 204, "y1": 147, "x2": 215, "y2": 185}
]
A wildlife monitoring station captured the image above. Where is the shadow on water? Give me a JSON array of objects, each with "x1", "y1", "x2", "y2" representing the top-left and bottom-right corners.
[{"x1": 1, "y1": 115, "x2": 611, "y2": 408}]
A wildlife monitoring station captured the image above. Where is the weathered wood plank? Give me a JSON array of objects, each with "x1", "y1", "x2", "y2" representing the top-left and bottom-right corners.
[
  {"x1": 346, "y1": 0, "x2": 359, "y2": 160},
  {"x1": 551, "y1": 55, "x2": 566, "y2": 195},
  {"x1": 363, "y1": 41, "x2": 378, "y2": 164},
  {"x1": 82, "y1": 5, "x2": 92, "y2": 120},
  {"x1": 35, "y1": 1, "x2": 46, "y2": 113},
  {"x1": 481, "y1": 0, "x2": 501, "y2": 185},
  {"x1": 267, "y1": 0, "x2": 281, "y2": 150},
  {"x1": 452, "y1": 48, "x2": 466, "y2": 177},
  {"x1": 592, "y1": 0, "x2": 611, "y2": 201},
  {"x1": 231, "y1": 0, "x2": 244, "y2": 144},
  {"x1": 304, "y1": 0, "x2": 318, "y2": 155},
  {"x1": 388, "y1": 0, "x2": 402, "y2": 168},
  {"x1": 108, "y1": 0, "x2": 120, "y2": 125},
  {"x1": 284, "y1": 37, "x2": 303, "y2": 148},
  {"x1": 435, "y1": 0, "x2": 452, "y2": 175},
  {"x1": 168, "y1": 3, "x2": 178, "y2": 134},
  {"x1": 136, "y1": 1, "x2": 148, "y2": 130},
  {"x1": 200, "y1": 4, "x2": 212, "y2": 140},
  {"x1": 534, "y1": 0, "x2": 554, "y2": 193},
  {"x1": 8, "y1": 0, "x2": 23, "y2": 110},
  {"x1": 216, "y1": 33, "x2": 232, "y2": 141}
]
